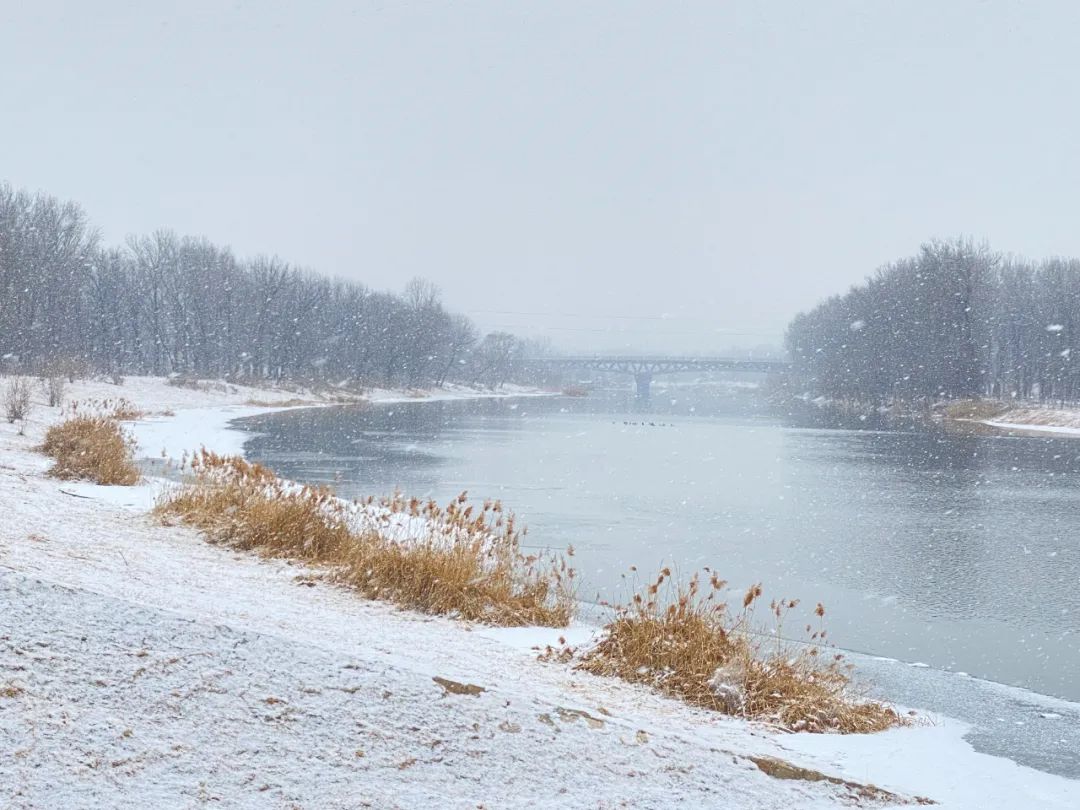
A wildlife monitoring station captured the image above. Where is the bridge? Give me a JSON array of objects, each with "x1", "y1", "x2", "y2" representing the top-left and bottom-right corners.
[{"x1": 541, "y1": 355, "x2": 790, "y2": 398}]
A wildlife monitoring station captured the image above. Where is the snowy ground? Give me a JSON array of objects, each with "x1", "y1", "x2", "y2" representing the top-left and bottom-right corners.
[
  {"x1": 2, "y1": 376, "x2": 1079, "y2": 808},
  {"x1": 982, "y1": 405, "x2": 1080, "y2": 437}
]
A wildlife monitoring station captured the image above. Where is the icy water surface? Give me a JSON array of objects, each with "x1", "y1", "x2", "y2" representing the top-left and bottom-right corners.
[{"x1": 239, "y1": 386, "x2": 1080, "y2": 776}]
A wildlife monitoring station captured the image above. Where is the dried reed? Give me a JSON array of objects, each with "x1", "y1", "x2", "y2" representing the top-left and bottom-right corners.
[
  {"x1": 157, "y1": 451, "x2": 575, "y2": 626},
  {"x1": 577, "y1": 569, "x2": 904, "y2": 734},
  {"x1": 41, "y1": 415, "x2": 140, "y2": 485}
]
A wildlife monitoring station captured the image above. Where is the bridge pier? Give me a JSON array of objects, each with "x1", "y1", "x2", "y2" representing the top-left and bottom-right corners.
[{"x1": 634, "y1": 372, "x2": 652, "y2": 399}]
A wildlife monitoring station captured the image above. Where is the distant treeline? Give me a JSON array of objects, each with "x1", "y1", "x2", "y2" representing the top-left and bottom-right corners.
[
  {"x1": 0, "y1": 182, "x2": 546, "y2": 388},
  {"x1": 786, "y1": 238, "x2": 1080, "y2": 404}
]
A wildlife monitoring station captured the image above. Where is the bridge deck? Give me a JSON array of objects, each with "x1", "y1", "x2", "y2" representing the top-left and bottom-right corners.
[
  {"x1": 540, "y1": 356, "x2": 788, "y2": 397},
  {"x1": 541, "y1": 356, "x2": 789, "y2": 374}
]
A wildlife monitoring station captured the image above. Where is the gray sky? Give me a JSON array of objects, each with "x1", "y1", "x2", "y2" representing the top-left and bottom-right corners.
[{"x1": 4, "y1": 1, "x2": 1079, "y2": 352}]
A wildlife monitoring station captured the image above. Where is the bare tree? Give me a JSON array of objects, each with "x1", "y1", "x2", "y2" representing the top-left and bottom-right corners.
[
  {"x1": 41, "y1": 374, "x2": 65, "y2": 407},
  {"x1": 785, "y1": 238, "x2": 1080, "y2": 405},
  {"x1": 0, "y1": 183, "x2": 543, "y2": 392},
  {"x1": 4, "y1": 377, "x2": 33, "y2": 424}
]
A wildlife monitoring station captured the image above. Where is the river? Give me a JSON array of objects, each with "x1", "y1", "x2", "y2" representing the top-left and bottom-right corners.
[{"x1": 237, "y1": 383, "x2": 1080, "y2": 777}]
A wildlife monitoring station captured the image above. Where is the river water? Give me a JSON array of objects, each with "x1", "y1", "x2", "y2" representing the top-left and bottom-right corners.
[{"x1": 238, "y1": 384, "x2": 1080, "y2": 776}]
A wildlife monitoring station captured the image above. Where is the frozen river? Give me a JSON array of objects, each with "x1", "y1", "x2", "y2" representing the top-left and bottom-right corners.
[{"x1": 238, "y1": 385, "x2": 1080, "y2": 777}]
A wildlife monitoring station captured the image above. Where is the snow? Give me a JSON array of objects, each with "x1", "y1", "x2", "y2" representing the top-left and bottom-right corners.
[
  {"x1": 363, "y1": 381, "x2": 557, "y2": 405},
  {"x1": 984, "y1": 420, "x2": 1080, "y2": 437},
  {"x1": 981, "y1": 405, "x2": 1080, "y2": 437},
  {"x1": 15, "y1": 376, "x2": 558, "y2": 464},
  {"x1": 2, "y1": 376, "x2": 1079, "y2": 807},
  {"x1": 783, "y1": 720, "x2": 1080, "y2": 809},
  {"x1": 131, "y1": 405, "x2": 288, "y2": 459}
]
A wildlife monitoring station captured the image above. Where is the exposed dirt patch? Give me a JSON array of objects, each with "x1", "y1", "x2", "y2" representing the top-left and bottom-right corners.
[
  {"x1": 555, "y1": 707, "x2": 605, "y2": 729},
  {"x1": 432, "y1": 676, "x2": 486, "y2": 697},
  {"x1": 749, "y1": 755, "x2": 935, "y2": 806}
]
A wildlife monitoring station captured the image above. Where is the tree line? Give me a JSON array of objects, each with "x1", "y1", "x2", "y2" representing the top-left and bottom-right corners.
[
  {"x1": 0, "y1": 182, "x2": 547, "y2": 389},
  {"x1": 786, "y1": 238, "x2": 1080, "y2": 404}
]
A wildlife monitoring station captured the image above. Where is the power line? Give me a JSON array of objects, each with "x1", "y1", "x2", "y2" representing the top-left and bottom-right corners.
[
  {"x1": 484, "y1": 322, "x2": 781, "y2": 337},
  {"x1": 467, "y1": 308, "x2": 776, "y2": 332}
]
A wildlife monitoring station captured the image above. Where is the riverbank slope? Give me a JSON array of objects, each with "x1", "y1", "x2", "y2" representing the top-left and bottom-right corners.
[
  {"x1": 2, "y1": 377, "x2": 1077, "y2": 808},
  {"x1": 942, "y1": 399, "x2": 1080, "y2": 437}
]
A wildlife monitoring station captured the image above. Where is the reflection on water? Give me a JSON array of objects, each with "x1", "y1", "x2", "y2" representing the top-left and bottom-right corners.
[{"x1": 240, "y1": 386, "x2": 1080, "y2": 704}]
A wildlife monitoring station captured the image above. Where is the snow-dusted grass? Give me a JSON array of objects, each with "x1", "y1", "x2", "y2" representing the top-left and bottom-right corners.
[
  {"x1": 3, "y1": 376, "x2": 1080, "y2": 807},
  {"x1": 157, "y1": 450, "x2": 575, "y2": 626},
  {"x1": 41, "y1": 414, "x2": 141, "y2": 485},
  {"x1": 941, "y1": 399, "x2": 1010, "y2": 422},
  {"x1": 578, "y1": 571, "x2": 903, "y2": 734}
]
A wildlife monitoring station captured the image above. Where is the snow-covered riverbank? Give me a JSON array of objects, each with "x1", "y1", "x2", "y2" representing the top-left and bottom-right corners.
[
  {"x1": 2, "y1": 377, "x2": 1079, "y2": 808},
  {"x1": 981, "y1": 405, "x2": 1080, "y2": 438},
  {"x1": 99, "y1": 377, "x2": 557, "y2": 460},
  {"x1": 938, "y1": 397, "x2": 1080, "y2": 438}
]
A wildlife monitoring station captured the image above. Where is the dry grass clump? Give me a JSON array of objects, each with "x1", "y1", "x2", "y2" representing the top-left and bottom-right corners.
[
  {"x1": 941, "y1": 399, "x2": 1009, "y2": 421},
  {"x1": 65, "y1": 397, "x2": 144, "y2": 421},
  {"x1": 41, "y1": 415, "x2": 140, "y2": 485},
  {"x1": 166, "y1": 376, "x2": 232, "y2": 394},
  {"x1": 159, "y1": 453, "x2": 352, "y2": 560},
  {"x1": 577, "y1": 569, "x2": 903, "y2": 734},
  {"x1": 156, "y1": 451, "x2": 575, "y2": 626},
  {"x1": 346, "y1": 490, "x2": 575, "y2": 626}
]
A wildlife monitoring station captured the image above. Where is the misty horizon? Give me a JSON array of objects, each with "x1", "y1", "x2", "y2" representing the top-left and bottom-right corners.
[{"x1": 7, "y1": 1, "x2": 1080, "y2": 354}]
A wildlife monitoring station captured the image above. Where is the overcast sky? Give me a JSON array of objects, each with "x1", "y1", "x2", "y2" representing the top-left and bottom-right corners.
[{"x1": 4, "y1": 1, "x2": 1080, "y2": 352}]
